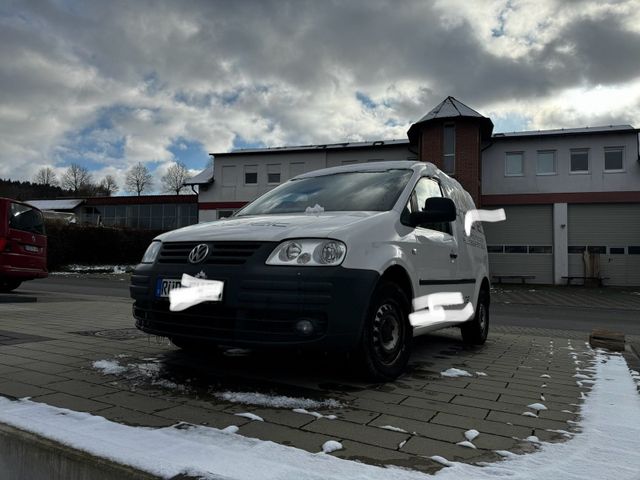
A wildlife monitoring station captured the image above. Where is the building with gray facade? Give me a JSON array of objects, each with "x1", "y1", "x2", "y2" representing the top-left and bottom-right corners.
[{"x1": 188, "y1": 97, "x2": 640, "y2": 286}]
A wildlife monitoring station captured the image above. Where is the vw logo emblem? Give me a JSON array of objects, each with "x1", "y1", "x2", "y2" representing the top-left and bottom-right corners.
[{"x1": 188, "y1": 244, "x2": 209, "y2": 264}]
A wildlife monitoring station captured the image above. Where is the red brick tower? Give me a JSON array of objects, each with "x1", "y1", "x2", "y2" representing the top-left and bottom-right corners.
[{"x1": 407, "y1": 96, "x2": 493, "y2": 206}]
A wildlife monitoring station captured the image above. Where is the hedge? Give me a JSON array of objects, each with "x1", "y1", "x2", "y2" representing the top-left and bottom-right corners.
[{"x1": 45, "y1": 221, "x2": 163, "y2": 270}]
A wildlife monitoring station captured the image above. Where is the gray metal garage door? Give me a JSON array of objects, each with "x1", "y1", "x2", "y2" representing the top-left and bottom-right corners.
[
  {"x1": 483, "y1": 205, "x2": 553, "y2": 284},
  {"x1": 568, "y1": 203, "x2": 640, "y2": 286}
]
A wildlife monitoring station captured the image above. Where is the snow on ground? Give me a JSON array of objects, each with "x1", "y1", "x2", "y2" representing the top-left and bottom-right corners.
[
  {"x1": 527, "y1": 403, "x2": 547, "y2": 411},
  {"x1": 293, "y1": 408, "x2": 337, "y2": 420},
  {"x1": 440, "y1": 368, "x2": 472, "y2": 378},
  {"x1": 216, "y1": 391, "x2": 341, "y2": 410},
  {"x1": 92, "y1": 359, "x2": 184, "y2": 391},
  {"x1": 52, "y1": 264, "x2": 134, "y2": 274},
  {"x1": 378, "y1": 425, "x2": 408, "y2": 433},
  {"x1": 322, "y1": 440, "x2": 343, "y2": 454},
  {"x1": 0, "y1": 353, "x2": 639, "y2": 479},
  {"x1": 464, "y1": 429, "x2": 479, "y2": 442},
  {"x1": 92, "y1": 360, "x2": 126, "y2": 375},
  {"x1": 234, "y1": 412, "x2": 264, "y2": 422}
]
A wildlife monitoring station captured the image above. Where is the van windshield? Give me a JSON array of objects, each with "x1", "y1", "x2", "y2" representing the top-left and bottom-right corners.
[
  {"x1": 236, "y1": 169, "x2": 413, "y2": 216},
  {"x1": 9, "y1": 202, "x2": 45, "y2": 234}
]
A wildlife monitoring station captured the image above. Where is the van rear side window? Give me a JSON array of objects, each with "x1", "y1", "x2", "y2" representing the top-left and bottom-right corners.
[{"x1": 9, "y1": 203, "x2": 45, "y2": 234}]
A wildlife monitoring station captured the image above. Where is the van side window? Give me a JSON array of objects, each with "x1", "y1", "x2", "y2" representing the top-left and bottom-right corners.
[
  {"x1": 403, "y1": 178, "x2": 452, "y2": 234},
  {"x1": 9, "y1": 203, "x2": 45, "y2": 234}
]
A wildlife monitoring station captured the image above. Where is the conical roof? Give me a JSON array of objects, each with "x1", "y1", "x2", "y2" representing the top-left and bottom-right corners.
[{"x1": 407, "y1": 96, "x2": 493, "y2": 143}]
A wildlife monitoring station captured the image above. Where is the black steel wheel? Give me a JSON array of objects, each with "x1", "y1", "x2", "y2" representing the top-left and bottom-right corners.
[{"x1": 356, "y1": 281, "x2": 412, "y2": 381}]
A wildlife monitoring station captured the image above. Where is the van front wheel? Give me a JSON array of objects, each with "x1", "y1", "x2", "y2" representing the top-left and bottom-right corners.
[
  {"x1": 356, "y1": 281, "x2": 412, "y2": 381},
  {"x1": 0, "y1": 280, "x2": 21, "y2": 293}
]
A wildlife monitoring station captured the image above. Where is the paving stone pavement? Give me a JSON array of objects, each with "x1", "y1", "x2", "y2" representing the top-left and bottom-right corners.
[{"x1": 0, "y1": 290, "x2": 622, "y2": 474}]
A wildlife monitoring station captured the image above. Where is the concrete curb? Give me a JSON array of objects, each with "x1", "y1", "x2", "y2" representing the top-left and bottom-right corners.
[
  {"x1": 0, "y1": 422, "x2": 158, "y2": 480},
  {"x1": 0, "y1": 294, "x2": 37, "y2": 303}
]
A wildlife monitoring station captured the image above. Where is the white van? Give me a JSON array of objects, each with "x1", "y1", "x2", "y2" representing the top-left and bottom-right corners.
[{"x1": 131, "y1": 161, "x2": 490, "y2": 380}]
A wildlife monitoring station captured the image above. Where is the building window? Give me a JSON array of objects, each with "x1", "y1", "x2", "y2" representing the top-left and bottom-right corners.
[
  {"x1": 267, "y1": 164, "x2": 281, "y2": 184},
  {"x1": 505, "y1": 152, "x2": 524, "y2": 176},
  {"x1": 628, "y1": 246, "x2": 640, "y2": 255},
  {"x1": 570, "y1": 149, "x2": 589, "y2": 173},
  {"x1": 609, "y1": 247, "x2": 625, "y2": 255},
  {"x1": 217, "y1": 210, "x2": 234, "y2": 219},
  {"x1": 568, "y1": 246, "x2": 586, "y2": 254},
  {"x1": 487, "y1": 245, "x2": 504, "y2": 253},
  {"x1": 528, "y1": 245, "x2": 553, "y2": 254},
  {"x1": 587, "y1": 246, "x2": 606, "y2": 254},
  {"x1": 244, "y1": 165, "x2": 258, "y2": 184},
  {"x1": 504, "y1": 245, "x2": 527, "y2": 253},
  {"x1": 604, "y1": 147, "x2": 624, "y2": 171},
  {"x1": 442, "y1": 123, "x2": 455, "y2": 175},
  {"x1": 536, "y1": 150, "x2": 556, "y2": 175}
]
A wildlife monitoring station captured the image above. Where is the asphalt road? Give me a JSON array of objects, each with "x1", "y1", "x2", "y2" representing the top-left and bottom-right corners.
[{"x1": 16, "y1": 275, "x2": 640, "y2": 336}]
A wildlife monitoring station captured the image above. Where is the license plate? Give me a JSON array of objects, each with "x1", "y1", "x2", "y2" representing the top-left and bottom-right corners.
[
  {"x1": 156, "y1": 278, "x2": 182, "y2": 298},
  {"x1": 24, "y1": 245, "x2": 39, "y2": 253}
]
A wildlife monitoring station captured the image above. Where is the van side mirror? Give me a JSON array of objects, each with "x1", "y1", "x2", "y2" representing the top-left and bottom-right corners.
[{"x1": 408, "y1": 197, "x2": 456, "y2": 227}]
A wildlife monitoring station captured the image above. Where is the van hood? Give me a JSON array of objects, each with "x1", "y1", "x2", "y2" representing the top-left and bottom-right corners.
[{"x1": 157, "y1": 212, "x2": 385, "y2": 243}]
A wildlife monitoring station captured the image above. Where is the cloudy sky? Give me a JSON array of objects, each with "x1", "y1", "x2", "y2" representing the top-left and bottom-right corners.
[{"x1": 1, "y1": 0, "x2": 639, "y2": 193}]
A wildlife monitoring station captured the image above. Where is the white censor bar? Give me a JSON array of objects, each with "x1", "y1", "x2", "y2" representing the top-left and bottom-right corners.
[
  {"x1": 464, "y1": 208, "x2": 506, "y2": 236},
  {"x1": 169, "y1": 274, "x2": 224, "y2": 312},
  {"x1": 409, "y1": 292, "x2": 474, "y2": 328}
]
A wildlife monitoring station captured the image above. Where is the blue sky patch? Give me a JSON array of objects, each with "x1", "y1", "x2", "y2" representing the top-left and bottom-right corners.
[{"x1": 168, "y1": 138, "x2": 209, "y2": 170}]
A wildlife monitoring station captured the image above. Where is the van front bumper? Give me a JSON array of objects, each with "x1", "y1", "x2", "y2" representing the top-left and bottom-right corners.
[{"x1": 130, "y1": 258, "x2": 379, "y2": 350}]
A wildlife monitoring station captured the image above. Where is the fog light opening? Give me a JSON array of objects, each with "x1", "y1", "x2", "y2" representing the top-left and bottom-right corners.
[{"x1": 295, "y1": 319, "x2": 315, "y2": 336}]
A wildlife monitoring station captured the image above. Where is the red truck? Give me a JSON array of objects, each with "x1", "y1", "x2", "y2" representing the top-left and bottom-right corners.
[{"x1": 0, "y1": 198, "x2": 48, "y2": 292}]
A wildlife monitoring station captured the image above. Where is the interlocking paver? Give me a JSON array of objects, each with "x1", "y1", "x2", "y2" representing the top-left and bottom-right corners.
[
  {"x1": 431, "y1": 412, "x2": 532, "y2": 439},
  {"x1": 155, "y1": 404, "x2": 250, "y2": 428},
  {"x1": 400, "y1": 435, "x2": 488, "y2": 460},
  {"x1": 31, "y1": 392, "x2": 112, "y2": 413},
  {"x1": 303, "y1": 417, "x2": 409, "y2": 449},
  {"x1": 0, "y1": 288, "x2": 604, "y2": 473},
  {"x1": 400, "y1": 395, "x2": 489, "y2": 419}
]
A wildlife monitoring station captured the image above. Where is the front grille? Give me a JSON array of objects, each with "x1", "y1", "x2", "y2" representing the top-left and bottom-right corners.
[
  {"x1": 135, "y1": 301, "x2": 328, "y2": 343},
  {"x1": 158, "y1": 242, "x2": 265, "y2": 265}
]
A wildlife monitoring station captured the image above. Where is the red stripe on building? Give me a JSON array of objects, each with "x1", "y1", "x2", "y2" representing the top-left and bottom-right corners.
[
  {"x1": 481, "y1": 191, "x2": 640, "y2": 206},
  {"x1": 199, "y1": 201, "x2": 249, "y2": 210}
]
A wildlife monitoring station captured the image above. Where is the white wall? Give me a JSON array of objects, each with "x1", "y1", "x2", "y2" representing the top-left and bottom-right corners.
[
  {"x1": 199, "y1": 144, "x2": 414, "y2": 204},
  {"x1": 482, "y1": 132, "x2": 639, "y2": 195}
]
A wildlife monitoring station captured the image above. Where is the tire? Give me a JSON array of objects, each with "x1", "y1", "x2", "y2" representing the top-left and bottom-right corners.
[
  {"x1": 170, "y1": 337, "x2": 217, "y2": 353},
  {"x1": 355, "y1": 281, "x2": 412, "y2": 381},
  {"x1": 461, "y1": 288, "x2": 489, "y2": 345},
  {"x1": 0, "y1": 280, "x2": 21, "y2": 293}
]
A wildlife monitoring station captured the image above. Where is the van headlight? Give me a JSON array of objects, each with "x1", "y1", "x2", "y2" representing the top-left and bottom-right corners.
[
  {"x1": 141, "y1": 241, "x2": 162, "y2": 264},
  {"x1": 266, "y1": 239, "x2": 347, "y2": 266}
]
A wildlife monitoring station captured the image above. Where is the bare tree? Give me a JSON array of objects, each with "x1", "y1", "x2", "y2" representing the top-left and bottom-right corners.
[
  {"x1": 33, "y1": 167, "x2": 58, "y2": 187},
  {"x1": 61, "y1": 163, "x2": 93, "y2": 194},
  {"x1": 125, "y1": 162, "x2": 153, "y2": 196},
  {"x1": 99, "y1": 175, "x2": 119, "y2": 196},
  {"x1": 161, "y1": 161, "x2": 192, "y2": 195}
]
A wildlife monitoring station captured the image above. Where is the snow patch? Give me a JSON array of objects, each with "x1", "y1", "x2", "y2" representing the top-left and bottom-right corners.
[
  {"x1": 522, "y1": 412, "x2": 538, "y2": 418},
  {"x1": 378, "y1": 425, "x2": 408, "y2": 433},
  {"x1": 430, "y1": 455, "x2": 454, "y2": 467},
  {"x1": 92, "y1": 360, "x2": 126, "y2": 375},
  {"x1": 234, "y1": 412, "x2": 264, "y2": 422},
  {"x1": 222, "y1": 425, "x2": 239, "y2": 434},
  {"x1": 292, "y1": 409, "x2": 337, "y2": 420},
  {"x1": 527, "y1": 403, "x2": 547, "y2": 411},
  {"x1": 440, "y1": 368, "x2": 472, "y2": 378},
  {"x1": 456, "y1": 440, "x2": 476, "y2": 449},
  {"x1": 321, "y1": 440, "x2": 342, "y2": 454},
  {"x1": 540, "y1": 374, "x2": 551, "y2": 378},
  {"x1": 464, "y1": 429, "x2": 479, "y2": 442},
  {"x1": 305, "y1": 204, "x2": 325, "y2": 215},
  {"x1": 216, "y1": 392, "x2": 340, "y2": 410},
  {"x1": 475, "y1": 372, "x2": 488, "y2": 376},
  {"x1": 526, "y1": 436, "x2": 540, "y2": 443}
]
